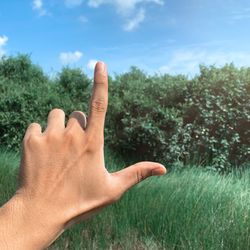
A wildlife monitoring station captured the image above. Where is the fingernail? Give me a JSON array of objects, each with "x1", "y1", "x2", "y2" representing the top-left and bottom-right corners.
[
  {"x1": 152, "y1": 167, "x2": 167, "y2": 176},
  {"x1": 96, "y1": 61, "x2": 106, "y2": 74}
]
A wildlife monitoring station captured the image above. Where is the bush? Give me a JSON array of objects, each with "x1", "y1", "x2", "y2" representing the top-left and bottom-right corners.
[
  {"x1": 106, "y1": 67, "x2": 188, "y2": 165},
  {"x1": 57, "y1": 67, "x2": 91, "y2": 101},
  {"x1": 106, "y1": 65, "x2": 250, "y2": 172},
  {"x1": 182, "y1": 64, "x2": 250, "y2": 171},
  {"x1": 0, "y1": 55, "x2": 249, "y2": 172},
  {"x1": 0, "y1": 54, "x2": 47, "y2": 85},
  {"x1": 0, "y1": 55, "x2": 90, "y2": 150}
]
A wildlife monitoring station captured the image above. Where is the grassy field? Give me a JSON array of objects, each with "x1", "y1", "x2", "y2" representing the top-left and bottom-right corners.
[{"x1": 0, "y1": 149, "x2": 249, "y2": 250}]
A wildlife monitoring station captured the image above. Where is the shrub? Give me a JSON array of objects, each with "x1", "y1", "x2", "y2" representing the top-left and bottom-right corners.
[
  {"x1": 106, "y1": 65, "x2": 250, "y2": 172},
  {"x1": 0, "y1": 55, "x2": 249, "y2": 172},
  {"x1": 57, "y1": 67, "x2": 91, "y2": 102},
  {"x1": 0, "y1": 55, "x2": 90, "y2": 150},
  {"x1": 106, "y1": 67, "x2": 188, "y2": 166},
  {"x1": 183, "y1": 64, "x2": 250, "y2": 171},
  {"x1": 0, "y1": 54, "x2": 47, "y2": 85}
]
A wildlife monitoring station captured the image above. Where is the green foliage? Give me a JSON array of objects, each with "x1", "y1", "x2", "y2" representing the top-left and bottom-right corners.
[
  {"x1": 183, "y1": 64, "x2": 250, "y2": 171},
  {"x1": 0, "y1": 54, "x2": 47, "y2": 85},
  {"x1": 0, "y1": 55, "x2": 90, "y2": 150},
  {"x1": 106, "y1": 67, "x2": 188, "y2": 166},
  {"x1": 0, "y1": 55, "x2": 249, "y2": 171},
  {"x1": 57, "y1": 67, "x2": 91, "y2": 101},
  {"x1": 107, "y1": 65, "x2": 249, "y2": 172}
]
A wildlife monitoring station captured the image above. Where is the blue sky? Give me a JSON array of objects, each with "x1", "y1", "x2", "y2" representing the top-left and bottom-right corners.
[{"x1": 1, "y1": 0, "x2": 250, "y2": 77}]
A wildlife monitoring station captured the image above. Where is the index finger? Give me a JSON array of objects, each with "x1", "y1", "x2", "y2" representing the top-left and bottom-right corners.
[{"x1": 86, "y1": 61, "x2": 108, "y2": 140}]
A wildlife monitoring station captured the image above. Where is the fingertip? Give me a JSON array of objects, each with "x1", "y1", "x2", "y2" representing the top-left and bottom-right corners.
[
  {"x1": 151, "y1": 165, "x2": 167, "y2": 176},
  {"x1": 27, "y1": 122, "x2": 42, "y2": 133},
  {"x1": 95, "y1": 61, "x2": 107, "y2": 74},
  {"x1": 135, "y1": 162, "x2": 167, "y2": 175}
]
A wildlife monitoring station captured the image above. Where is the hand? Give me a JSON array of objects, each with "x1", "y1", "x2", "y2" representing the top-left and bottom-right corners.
[{"x1": 0, "y1": 62, "x2": 167, "y2": 249}]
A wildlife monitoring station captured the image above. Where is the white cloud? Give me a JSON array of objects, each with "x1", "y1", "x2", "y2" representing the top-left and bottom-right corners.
[
  {"x1": 87, "y1": 0, "x2": 164, "y2": 30},
  {"x1": 65, "y1": 0, "x2": 83, "y2": 8},
  {"x1": 124, "y1": 8, "x2": 145, "y2": 31},
  {"x1": 0, "y1": 35, "x2": 8, "y2": 47},
  {"x1": 32, "y1": 0, "x2": 47, "y2": 16},
  {"x1": 59, "y1": 51, "x2": 83, "y2": 64},
  {"x1": 87, "y1": 59, "x2": 98, "y2": 70},
  {"x1": 0, "y1": 35, "x2": 8, "y2": 57},
  {"x1": 88, "y1": 0, "x2": 163, "y2": 13},
  {"x1": 158, "y1": 49, "x2": 250, "y2": 76},
  {"x1": 33, "y1": 0, "x2": 42, "y2": 9}
]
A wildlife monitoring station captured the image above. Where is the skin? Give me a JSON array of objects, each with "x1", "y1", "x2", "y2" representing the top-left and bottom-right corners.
[{"x1": 0, "y1": 62, "x2": 167, "y2": 250}]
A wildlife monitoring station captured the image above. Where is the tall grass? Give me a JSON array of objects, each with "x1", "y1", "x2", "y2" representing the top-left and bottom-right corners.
[
  {"x1": 0, "y1": 149, "x2": 20, "y2": 202},
  {"x1": 0, "y1": 149, "x2": 249, "y2": 250}
]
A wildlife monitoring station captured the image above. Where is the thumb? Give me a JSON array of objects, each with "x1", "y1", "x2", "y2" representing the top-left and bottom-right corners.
[{"x1": 111, "y1": 161, "x2": 167, "y2": 194}]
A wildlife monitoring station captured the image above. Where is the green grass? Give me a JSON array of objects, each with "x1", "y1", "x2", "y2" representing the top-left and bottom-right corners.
[{"x1": 0, "y1": 149, "x2": 249, "y2": 250}]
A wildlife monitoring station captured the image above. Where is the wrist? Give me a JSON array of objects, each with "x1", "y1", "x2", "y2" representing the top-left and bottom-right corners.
[{"x1": 0, "y1": 193, "x2": 65, "y2": 250}]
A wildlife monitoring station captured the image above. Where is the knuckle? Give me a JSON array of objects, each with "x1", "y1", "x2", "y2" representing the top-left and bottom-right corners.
[
  {"x1": 85, "y1": 135, "x2": 93, "y2": 147},
  {"x1": 91, "y1": 98, "x2": 106, "y2": 113},
  {"x1": 64, "y1": 128, "x2": 83, "y2": 146},
  {"x1": 85, "y1": 142, "x2": 96, "y2": 153},
  {"x1": 85, "y1": 134, "x2": 104, "y2": 153},
  {"x1": 50, "y1": 108, "x2": 65, "y2": 116},
  {"x1": 136, "y1": 171, "x2": 145, "y2": 184},
  {"x1": 64, "y1": 129, "x2": 76, "y2": 141},
  {"x1": 29, "y1": 122, "x2": 40, "y2": 128},
  {"x1": 95, "y1": 73, "x2": 107, "y2": 84},
  {"x1": 45, "y1": 132, "x2": 61, "y2": 142},
  {"x1": 24, "y1": 135, "x2": 41, "y2": 147}
]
